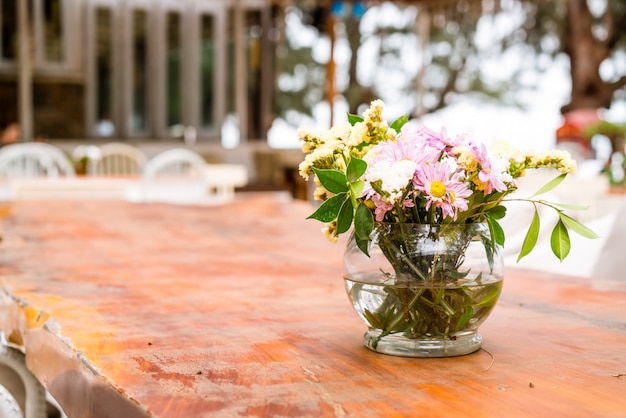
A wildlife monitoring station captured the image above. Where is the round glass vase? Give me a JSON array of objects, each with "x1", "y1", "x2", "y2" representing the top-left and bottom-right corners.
[{"x1": 344, "y1": 222, "x2": 504, "y2": 358}]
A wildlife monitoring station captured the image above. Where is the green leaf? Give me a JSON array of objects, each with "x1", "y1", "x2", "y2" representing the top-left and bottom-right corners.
[
  {"x1": 480, "y1": 233, "x2": 495, "y2": 271},
  {"x1": 559, "y1": 213, "x2": 599, "y2": 239},
  {"x1": 336, "y1": 198, "x2": 354, "y2": 235},
  {"x1": 530, "y1": 173, "x2": 567, "y2": 198},
  {"x1": 354, "y1": 203, "x2": 374, "y2": 240},
  {"x1": 306, "y1": 193, "x2": 347, "y2": 223},
  {"x1": 355, "y1": 234, "x2": 370, "y2": 256},
  {"x1": 313, "y1": 168, "x2": 349, "y2": 194},
  {"x1": 488, "y1": 205, "x2": 507, "y2": 220},
  {"x1": 347, "y1": 113, "x2": 363, "y2": 126},
  {"x1": 363, "y1": 309, "x2": 383, "y2": 329},
  {"x1": 390, "y1": 115, "x2": 409, "y2": 132},
  {"x1": 550, "y1": 219, "x2": 570, "y2": 262},
  {"x1": 487, "y1": 216, "x2": 505, "y2": 247},
  {"x1": 346, "y1": 157, "x2": 367, "y2": 182},
  {"x1": 349, "y1": 180, "x2": 364, "y2": 207},
  {"x1": 457, "y1": 306, "x2": 474, "y2": 328},
  {"x1": 474, "y1": 285, "x2": 502, "y2": 308},
  {"x1": 517, "y1": 208, "x2": 540, "y2": 262},
  {"x1": 354, "y1": 204, "x2": 374, "y2": 256},
  {"x1": 551, "y1": 202, "x2": 590, "y2": 211}
]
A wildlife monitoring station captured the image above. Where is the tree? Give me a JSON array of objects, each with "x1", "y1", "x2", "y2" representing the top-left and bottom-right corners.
[
  {"x1": 559, "y1": 0, "x2": 626, "y2": 113},
  {"x1": 276, "y1": 0, "x2": 626, "y2": 122},
  {"x1": 273, "y1": 6, "x2": 328, "y2": 123},
  {"x1": 276, "y1": 1, "x2": 543, "y2": 120},
  {"x1": 376, "y1": 0, "x2": 626, "y2": 116}
]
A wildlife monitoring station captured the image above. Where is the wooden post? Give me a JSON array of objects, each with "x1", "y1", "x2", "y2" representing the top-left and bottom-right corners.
[
  {"x1": 326, "y1": 10, "x2": 336, "y2": 128},
  {"x1": 234, "y1": 4, "x2": 246, "y2": 144},
  {"x1": 17, "y1": 0, "x2": 33, "y2": 141},
  {"x1": 415, "y1": 5, "x2": 430, "y2": 118}
]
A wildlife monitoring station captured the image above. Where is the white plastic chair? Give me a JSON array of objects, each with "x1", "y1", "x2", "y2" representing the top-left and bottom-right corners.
[
  {"x1": 86, "y1": 142, "x2": 147, "y2": 176},
  {"x1": 126, "y1": 148, "x2": 213, "y2": 205},
  {"x1": 0, "y1": 143, "x2": 76, "y2": 178},
  {"x1": 126, "y1": 148, "x2": 247, "y2": 205},
  {"x1": 143, "y1": 148, "x2": 209, "y2": 180}
]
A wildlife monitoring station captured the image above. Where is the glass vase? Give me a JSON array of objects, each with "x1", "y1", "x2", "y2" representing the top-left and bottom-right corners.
[{"x1": 343, "y1": 222, "x2": 504, "y2": 358}]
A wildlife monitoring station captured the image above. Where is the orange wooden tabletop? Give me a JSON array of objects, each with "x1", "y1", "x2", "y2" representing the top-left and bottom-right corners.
[{"x1": 0, "y1": 193, "x2": 624, "y2": 418}]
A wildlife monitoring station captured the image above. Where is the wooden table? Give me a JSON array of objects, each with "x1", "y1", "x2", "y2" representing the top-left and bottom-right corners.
[{"x1": 0, "y1": 193, "x2": 624, "y2": 417}]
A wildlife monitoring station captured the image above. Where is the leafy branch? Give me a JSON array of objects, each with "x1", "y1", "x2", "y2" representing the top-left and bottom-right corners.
[
  {"x1": 503, "y1": 174, "x2": 599, "y2": 262},
  {"x1": 307, "y1": 156, "x2": 374, "y2": 254}
]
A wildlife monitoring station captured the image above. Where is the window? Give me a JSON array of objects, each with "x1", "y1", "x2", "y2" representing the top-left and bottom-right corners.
[
  {"x1": 165, "y1": 11, "x2": 182, "y2": 133},
  {"x1": 95, "y1": 7, "x2": 114, "y2": 136},
  {"x1": 131, "y1": 9, "x2": 148, "y2": 133},
  {"x1": 225, "y1": 8, "x2": 236, "y2": 117},
  {"x1": 83, "y1": 0, "x2": 275, "y2": 142},
  {"x1": 33, "y1": 0, "x2": 78, "y2": 71},
  {"x1": 200, "y1": 13, "x2": 215, "y2": 130},
  {"x1": 0, "y1": 0, "x2": 79, "y2": 74},
  {"x1": 0, "y1": 0, "x2": 17, "y2": 62},
  {"x1": 226, "y1": 4, "x2": 269, "y2": 143},
  {"x1": 42, "y1": 0, "x2": 64, "y2": 62},
  {"x1": 196, "y1": 3, "x2": 226, "y2": 140},
  {"x1": 244, "y1": 9, "x2": 263, "y2": 140}
]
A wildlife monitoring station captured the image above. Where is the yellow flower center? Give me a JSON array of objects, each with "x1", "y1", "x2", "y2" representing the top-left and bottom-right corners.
[{"x1": 430, "y1": 181, "x2": 446, "y2": 198}]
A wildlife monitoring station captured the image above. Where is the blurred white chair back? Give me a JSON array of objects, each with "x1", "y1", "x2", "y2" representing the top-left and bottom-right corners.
[
  {"x1": 126, "y1": 148, "x2": 247, "y2": 205},
  {"x1": 0, "y1": 143, "x2": 76, "y2": 178},
  {"x1": 87, "y1": 142, "x2": 147, "y2": 176},
  {"x1": 143, "y1": 148, "x2": 208, "y2": 179},
  {"x1": 126, "y1": 148, "x2": 212, "y2": 205}
]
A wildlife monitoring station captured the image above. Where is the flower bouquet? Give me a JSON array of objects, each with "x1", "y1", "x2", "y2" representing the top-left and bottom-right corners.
[{"x1": 299, "y1": 100, "x2": 597, "y2": 357}]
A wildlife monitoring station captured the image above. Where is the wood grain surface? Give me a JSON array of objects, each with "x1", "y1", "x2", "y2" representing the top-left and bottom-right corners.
[{"x1": 0, "y1": 193, "x2": 624, "y2": 417}]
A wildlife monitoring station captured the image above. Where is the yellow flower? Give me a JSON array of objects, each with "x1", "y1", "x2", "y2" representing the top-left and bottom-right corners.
[
  {"x1": 313, "y1": 186, "x2": 327, "y2": 201},
  {"x1": 347, "y1": 122, "x2": 368, "y2": 147},
  {"x1": 322, "y1": 221, "x2": 338, "y2": 243},
  {"x1": 453, "y1": 145, "x2": 479, "y2": 174}
]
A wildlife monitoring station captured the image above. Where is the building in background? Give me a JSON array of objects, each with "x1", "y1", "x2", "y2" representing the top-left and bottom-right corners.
[
  {"x1": 0, "y1": 0, "x2": 279, "y2": 146},
  {"x1": 0, "y1": 0, "x2": 316, "y2": 193}
]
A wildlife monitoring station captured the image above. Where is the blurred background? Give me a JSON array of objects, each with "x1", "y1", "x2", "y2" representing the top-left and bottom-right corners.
[{"x1": 1, "y1": 0, "x2": 625, "y2": 276}]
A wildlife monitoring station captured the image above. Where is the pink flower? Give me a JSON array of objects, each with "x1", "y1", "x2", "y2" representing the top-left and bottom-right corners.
[
  {"x1": 363, "y1": 137, "x2": 435, "y2": 221},
  {"x1": 366, "y1": 133, "x2": 434, "y2": 167},
  {"x1": 371, "y1": 194, "x2": 394, "y2": 221},
  {"x1": 370, "y1": 194, "x2": 415, "y2": 221},
  {"x1": 399, "y1": 124, "x2": 467, "y2": 153},
  {"x1": 471, "y1": 143, "x2": 508, "y2": 194},
  {"x1": 414, "y1": 160, "x2": 472, "y2": 220}
]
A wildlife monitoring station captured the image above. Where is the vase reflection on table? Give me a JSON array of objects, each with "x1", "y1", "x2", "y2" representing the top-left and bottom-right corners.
[{"x1": 298, "y1": 100, "x2": 597, "y2": 358}]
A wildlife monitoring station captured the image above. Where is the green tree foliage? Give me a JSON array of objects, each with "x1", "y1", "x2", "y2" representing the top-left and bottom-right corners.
[
  {"x1": 275, "y1": 1, "x2": 626, "y2": 121},
  {"x1": 273, "y1": 6, "x2": 327, "y2": 122},
  {"x1": 506, "y1": 0, "x2": 626, "y2": 112}
]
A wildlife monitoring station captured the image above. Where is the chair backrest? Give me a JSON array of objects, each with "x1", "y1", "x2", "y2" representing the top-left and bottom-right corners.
[
  {"x1": 126, "y1": 149, "x2": 247, "y2": 205},
  {"x1": 143, "y1": 148, "x2": 208, "y2": 179},
  {"x1": 0, "y1": 143, "x2": 76, "y2": 178},
  {"x1": 87, "y1": 142, "x2": 147, "y2": 176},
  {"x1": 126, "y1": 148, "x2": 210, "y2": 205}
]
